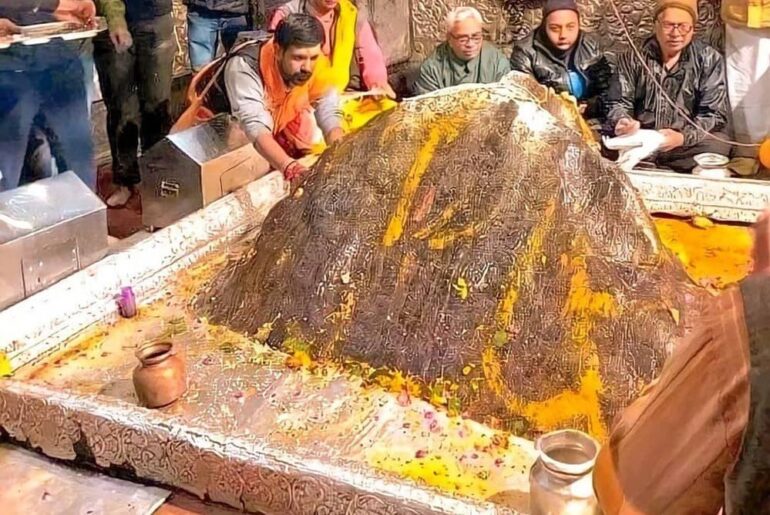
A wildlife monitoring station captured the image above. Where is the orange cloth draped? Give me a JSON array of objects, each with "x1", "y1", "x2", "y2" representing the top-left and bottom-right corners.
[{"x1": 259, "y1": 39, "x2": 334, "y2": 152}]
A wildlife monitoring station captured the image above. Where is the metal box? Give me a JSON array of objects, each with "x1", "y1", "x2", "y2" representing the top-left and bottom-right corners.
[
  {"x1": 0, "y1": 172, "x2": 108, "y2": 311},
  {"x1": 140, "y1": 114, "x2": 270, "y2": 229}
]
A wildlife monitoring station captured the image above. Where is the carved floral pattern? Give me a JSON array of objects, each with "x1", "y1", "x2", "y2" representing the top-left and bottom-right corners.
[
  {"x1": 0, "y1": 381, "x2": 495, "y2": 514},
  {"x1": 409, "y1": 0, "x2": 723, "y2": 57}
]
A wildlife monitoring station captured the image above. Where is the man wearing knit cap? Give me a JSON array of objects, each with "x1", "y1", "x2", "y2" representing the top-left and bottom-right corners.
[
  {"x1": 606, "y1": 0, "x2": 731, "y2": 173},
  {"x1": 510, "y1": 0, "x2": 613, "y2": 121}
]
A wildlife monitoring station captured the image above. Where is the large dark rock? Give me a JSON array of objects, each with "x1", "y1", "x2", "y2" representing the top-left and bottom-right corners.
[{"x1": 199, "y1": 74, "x2": 699, "y2": 438}]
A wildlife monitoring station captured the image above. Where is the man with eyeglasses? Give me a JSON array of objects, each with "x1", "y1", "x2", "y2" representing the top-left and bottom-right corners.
[
  {"x1": 606, "y1": 0, "x2": 731, "y2": 173},
  {"x1": 510, "y1": 0, "x2": 613, "y2": 122},
  {"x1": 412, "y1": 6, "x2": 510, "y2": 95}
]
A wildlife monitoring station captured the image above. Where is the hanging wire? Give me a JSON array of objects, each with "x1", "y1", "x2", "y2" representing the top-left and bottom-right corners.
[{"x1": 606, "y1": 0, "x2": 760, "y2": 148}]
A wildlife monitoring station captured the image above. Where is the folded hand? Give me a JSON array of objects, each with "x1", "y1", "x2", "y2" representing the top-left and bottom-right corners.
[
  {"x1": 110, "y1": 27, "x2": 133, "y2": 52},
  {"x1": 657, "y1": 128, "x2": 685, "y2": 152},
  {"x1": 615, "y1": 118, "x2": 640, "y2": 136}
]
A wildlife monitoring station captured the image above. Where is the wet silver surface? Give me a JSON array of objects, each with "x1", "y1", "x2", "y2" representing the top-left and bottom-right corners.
[{"x1": 8, "y1": 249, "x2": 535, "y2": 514}]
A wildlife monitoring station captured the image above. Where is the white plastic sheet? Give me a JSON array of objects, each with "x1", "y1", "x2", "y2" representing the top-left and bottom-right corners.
[{"x1": 603, "y1": 130, "x2": 665, "y2": 171}]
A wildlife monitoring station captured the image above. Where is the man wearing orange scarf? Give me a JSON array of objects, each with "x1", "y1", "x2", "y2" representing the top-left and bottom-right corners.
[
  {"x1": 269, "y1": 0, "x2": 395, "y2": 99},
  {"x1": 224, "y1": 14, "x2": 343, "y2": 181}
]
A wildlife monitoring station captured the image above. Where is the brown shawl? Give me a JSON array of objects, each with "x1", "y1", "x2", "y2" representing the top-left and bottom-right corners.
[{"x1": 594, "y1": 285, "x2": 752, "y2": 514}]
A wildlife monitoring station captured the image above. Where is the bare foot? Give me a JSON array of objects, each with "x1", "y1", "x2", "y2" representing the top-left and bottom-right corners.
[{"x1": 106, "y1": 186, "x2": 133, "y2": 207}]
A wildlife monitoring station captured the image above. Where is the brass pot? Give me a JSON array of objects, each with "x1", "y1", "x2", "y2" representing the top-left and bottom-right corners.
[{"x1": 132, "y1": 341, "x2": 187, "y2": 408}]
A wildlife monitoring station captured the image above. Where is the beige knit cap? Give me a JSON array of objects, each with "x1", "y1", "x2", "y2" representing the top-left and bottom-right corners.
[{"x1": 655, "y1": 0, "x2": 699, "y2": 21}]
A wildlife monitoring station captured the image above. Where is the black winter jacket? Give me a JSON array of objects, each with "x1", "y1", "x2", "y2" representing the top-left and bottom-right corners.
[
  {"x1": 125, "y1": 0, "x2": 173, "y2": 24},
  {"x1": 183, "y1": 0, "x2": 249, "y2": 16},
  {"x1": 606, "y1": 37, "x2": 729, "y2": 147},
  {"x1": 510, "y1": 27, "x2": 613, "y2": 120}
]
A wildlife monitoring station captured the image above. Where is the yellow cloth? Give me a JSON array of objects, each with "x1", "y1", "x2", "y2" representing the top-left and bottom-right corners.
[
  {"x1": 723, "y1": 0, "x2": 770, "y2": 28},
  {"x1": 310, "y1": 96, "x2": 398, "y2": 155},
  {"x1": 329, "y1": 0, "x2": 358, "y2": 92},
  {"x1": 341, "y1": 96, "x2": 398, "y2": 133}
]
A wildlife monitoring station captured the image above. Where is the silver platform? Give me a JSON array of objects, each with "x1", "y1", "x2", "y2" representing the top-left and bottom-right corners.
[{"x1": 626, "y1": 168, "x2": 770, "y2": 223}]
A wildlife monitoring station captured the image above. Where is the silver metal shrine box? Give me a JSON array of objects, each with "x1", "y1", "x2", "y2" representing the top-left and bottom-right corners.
[
  {"x1": 0, "y1": 172, "x2": 108, "y2": 310},
  {"x1": 140, "y1": 114, "x2": 270, "y2": 229}
]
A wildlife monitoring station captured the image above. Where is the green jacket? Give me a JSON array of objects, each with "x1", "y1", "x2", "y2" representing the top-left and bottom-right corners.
[
  {"x1": 96, "y1": 0, "x2": 128, "y2": 31},
  {"x1": 412, "y1": 41, "x2": 511, "y2": 95}
]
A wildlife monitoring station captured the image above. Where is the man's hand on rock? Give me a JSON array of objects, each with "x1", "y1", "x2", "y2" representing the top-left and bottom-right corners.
[
  {"x1": 615, "y1": 118, "x2": 640, "y2": 136},
  {"x1": 282, "y1": 160, "x2": 309, "y2": 183},
  {"x1": 658, "y1": 129, "x2": 685, "y2": 152}
]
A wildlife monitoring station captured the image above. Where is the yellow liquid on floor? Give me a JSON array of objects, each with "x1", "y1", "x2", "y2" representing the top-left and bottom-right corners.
[{"x1": 654, "y1": 216, "x2": 753, "y2": 289}]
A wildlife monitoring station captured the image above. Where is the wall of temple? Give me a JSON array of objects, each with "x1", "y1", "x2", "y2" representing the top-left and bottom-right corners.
[
  {"x1": 85, "y1": 0, "x2": 723, "y2": 164},
  {"x1": 168, "y1": 0, "x2": 724, "y2": 76},
  {"x1": 408, "y1": 0, "x2": 723, "y2": 59}
]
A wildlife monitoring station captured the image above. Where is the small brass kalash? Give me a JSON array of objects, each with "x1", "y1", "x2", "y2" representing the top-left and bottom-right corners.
[{"x1": 133, "y1": 342, "x2": 187, "y2": 408}]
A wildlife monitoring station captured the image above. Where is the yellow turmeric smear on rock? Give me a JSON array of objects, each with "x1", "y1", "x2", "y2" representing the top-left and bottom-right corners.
[
  {"x1": 481, "y1": 207, "x2": 611, "y2": 439},
  {"x1": 382, "y1": 117, "x2": 464, "y2": 246},
  {"x1": 480, "y1": 204, "x2": 561, "y2": 416},
  {"x1": 481, "y1": 203, "x2": 558, "y2": 414},
  {"x1": 427, "y1": 225, "x2": 481, "y2": 251},
  {"x1": 410, "y1": 200, "x2": 484, "y2": 250},
  {"x1": 526, "y1": 251, "x2": 613, "y2": 440},
  {"x1": 654, "y1": 216, "x2": 752, "y2": 289},
  {"x1": 495, "y1": 202, "x2": 558, "y2": 331}
]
